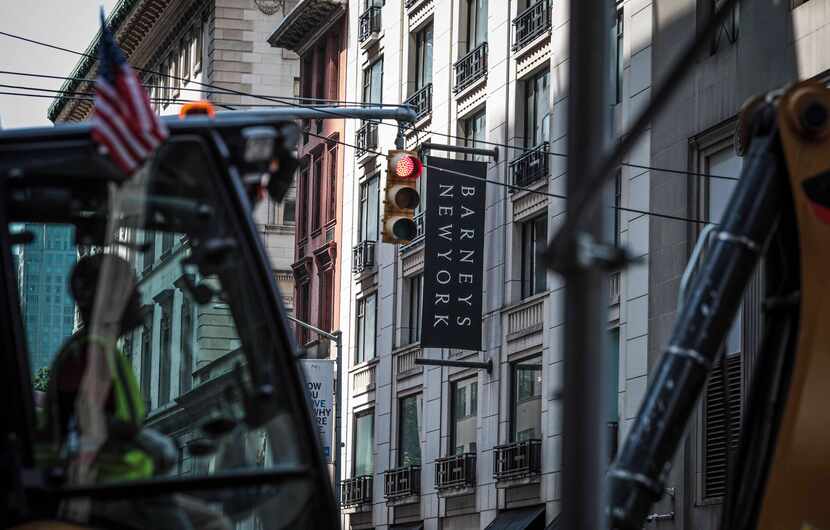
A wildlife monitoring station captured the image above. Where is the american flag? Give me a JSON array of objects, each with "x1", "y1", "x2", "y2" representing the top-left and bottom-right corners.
[{"x1": 91, "y1": 10, "x2": 167, "y2": 175}]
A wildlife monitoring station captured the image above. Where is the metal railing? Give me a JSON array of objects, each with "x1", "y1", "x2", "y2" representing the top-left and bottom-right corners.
[
  {"x1": 341, "y1": 475, "x2": 373, "y2": 507},
  {"x1": 384, "y1": 465, "x2": 421, "y2": 499},
  {"x1": 454, "y1": 42, "x2": 488, "y2": 93},
  {"x1": 352, "y1": 240, "x2": 376, "y2": 274},
  {"x1": 435, "y1": 453, "x2": 477, "y2": 491},
  {"x1": 510, "y1": 141, "x2": 549, "y2": 188},
  {"x1": 399, "y1": 212, "x2": 425, "y2": 254},
  {"x1": 513, "y1": 0, "x2": 552, "y2": 51},
  {"x1": 358, "y1": 6, "x2": 381, "y2": 43},
  {"x1": 356, "y1": 121, "x2": 378, "y2": 157},
  {"x1": 407, "y1": 83, "x2": 433, "y2": 121},
  {"x1": 493, "y1": 439, "x2": 542, "y2": 481}
]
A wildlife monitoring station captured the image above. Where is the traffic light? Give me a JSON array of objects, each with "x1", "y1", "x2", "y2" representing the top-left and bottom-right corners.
[{"x1": 382, "y1": 149, "x2": 423, "y2": 244}]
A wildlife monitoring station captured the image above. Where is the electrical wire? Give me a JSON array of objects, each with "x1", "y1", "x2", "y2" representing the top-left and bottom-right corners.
[
  {"x1": 0, "y1": 30, "x2": 729, "y2": 218},
  {"x1": 0, "y1": 68, "x2": 404, "y2": 108},
  {"x1": 299, "y1": 128, "x2": 713, "y2": 226},
  {"x1": 0, "y1": 86, "x2": 713, "y2": 226},
  {"x1": 0, "y1": 30, "x2": 739, "y2": 183}
]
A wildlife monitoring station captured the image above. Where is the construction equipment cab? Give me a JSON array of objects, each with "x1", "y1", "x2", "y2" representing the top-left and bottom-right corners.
[{"x1": 0, "y1": 111, "x2": 338, "y2": 529}]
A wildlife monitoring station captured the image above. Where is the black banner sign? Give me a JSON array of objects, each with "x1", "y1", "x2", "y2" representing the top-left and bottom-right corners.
[{"x1": 420, "y1": 156, "x2": 487, "y2": 351}]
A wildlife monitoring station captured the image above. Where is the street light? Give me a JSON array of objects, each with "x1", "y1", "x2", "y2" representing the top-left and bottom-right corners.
[{"x1": 286, "y1": 314, "x2": 344, "y2": 509}]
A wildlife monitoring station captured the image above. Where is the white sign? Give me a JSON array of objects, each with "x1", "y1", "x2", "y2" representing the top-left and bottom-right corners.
[{"x1": 300, "y1": 359, "x2": 335, "y2": 462}]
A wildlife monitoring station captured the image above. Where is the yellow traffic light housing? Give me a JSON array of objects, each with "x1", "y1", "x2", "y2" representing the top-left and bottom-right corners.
[{"x1": 382, "y1": 149, "x2": 423, "y2": 243}]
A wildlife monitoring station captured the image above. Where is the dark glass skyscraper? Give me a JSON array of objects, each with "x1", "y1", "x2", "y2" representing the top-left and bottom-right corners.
[{"x1": 16, "y1": 224, "x2": 77, "y2": 373}]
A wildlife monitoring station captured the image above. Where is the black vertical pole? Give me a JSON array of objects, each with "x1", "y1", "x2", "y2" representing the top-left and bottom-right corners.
[{"x1": 561, "y1": 0, "x2": 612, "y2": 529}]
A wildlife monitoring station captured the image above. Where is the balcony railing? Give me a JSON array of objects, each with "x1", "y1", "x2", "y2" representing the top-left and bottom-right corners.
[
  {"x1": 352, "y1": 240, "x2": 376, "y2": 274},
  {"x1": 341, "y1": 475, "x2": 373, "y2": 507},
  {"x1": 356, "y1": 121, "x2": 378, "y2": 158},
  {"x1": 384, "y1": 465, "x2": 421, "y2": 499},
  {"x1": 435, "y1": 453, "x2": 477, "y2": 491},
  {"x1": 406, "y1": 83, "x2": 433, "y2": 121},
  {"x1": 399, "y1": 212, "x2": 425, "y2": 254},
  {"x1": 493, "y1": 439, "x2": 542, "y2": 481},
  {"x1": 513, "y1": 0, "x2": 552, "y2": 51},
  {"x1": 510, "y1": 142, "x2": 549, "y2": 189},
  {"x1": 454, "y1": 42, "x2": 488, "y2": 93},
  {"x1": 358, "y1": 6, "x2": 381, "y2": 43}
]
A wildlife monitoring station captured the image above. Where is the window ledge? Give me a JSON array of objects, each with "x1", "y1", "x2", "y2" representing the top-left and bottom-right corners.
[{"x1": 349, "y1": 356, "x2": 379, "y2": 374}]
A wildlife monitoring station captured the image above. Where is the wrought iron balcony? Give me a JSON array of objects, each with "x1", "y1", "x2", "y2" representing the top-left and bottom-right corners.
[
  {"x1": 341, "y1": 475, "x2": 373, "y2": 507},
  {"x1": 493, "y1": 439, "x2": 542, "y2": 481},
  {"x1": 352, "y1": 240, "x2": 376, "y2": 274},
  {"x1": 406, "y1": 83, "x2": 433, "y2": 121},
  {"x1": 510, "y1": 142, "x2": 549, "y2": 189},
  {"x1": 435, "y1": 453, "x2": 477, "y2": 491},
  {"x1": 384, "y1": 465, "x2": 421, "y2": 499},
  {"x1": 358, "y1": 6, "x2": 381, "y2": 44},
  {"x1": 454, "y1": 42, "x2": 488, "y2": 93},
  {"x1": 513, "y1": 0, "x2": 552, "y2": 51},
  {"x1": 356, "y1": 121, "x2": 378, "y2": 158},
  {"x1": 398, "y1": 212, "x2": 424, "y2": 254}
]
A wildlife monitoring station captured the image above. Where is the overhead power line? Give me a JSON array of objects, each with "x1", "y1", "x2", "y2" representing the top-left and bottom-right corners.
[
  {"x1": 299, "y1": 128, "x2": 713, "y2": 226},
  {"x1": 0, "y1": 69, "x2": 403, "y2": 108},
  {"x1": 0, "y1": 84, "x2": 714, "y2": 226},
  {"x1": 0, "y1": 30, "x2": 738, "y2": 183}
]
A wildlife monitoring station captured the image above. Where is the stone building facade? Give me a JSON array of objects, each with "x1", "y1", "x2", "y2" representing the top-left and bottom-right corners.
[
  {"x1": 268, "y1": 0, "x2": 348, "y2": 356},
  {"x1": 334, "y1": 0, "x2": 653, "y2": 528},
  {"x1": 48, "y1": 0, "x2": 300, "y2": 482}
]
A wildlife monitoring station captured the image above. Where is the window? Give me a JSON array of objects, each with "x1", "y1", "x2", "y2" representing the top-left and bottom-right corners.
[
  {"x1": 512, "y1": 358, "x2": 542, "y2": 441},
  {"x1": 466, "y1": 0, "x2": 487, "y2": 52},
  {"x1": 162, "y1": 231, "x2": 174, "y2": 256},
  {"x1": 355, "y1": 293, "x2": 377, "y2": 364},
  {"x1": 170, "y1": 55, "x2": 179, "y2": 99},
  {"x1": 615, "y1": 8, "x2": 624, "y2": 104},
  {"x1": 451, "y1": 378, "x2": 478, "y2": 454},
  {"x1": 363, "y1": 59, "x2": 384, "y2": 105},
  {"x1": 520, "y1": 215, "x2": 547, "y2": 299},
  {"x1": 462, "y1": 110, "x2": 486, "y2": 161},
  {"x1": 414, "y1": 24, "x2": 433, "y2": 90},
  {"x1": 318, "y1": 268, "x2": 333, "y2": 332},
  {"x1": 180, "y1": 296, "x2": 193, "y2": 395},
  {"x1": 298, "y1": 166, "x2": 309, "y2": 239},
  {"x1": 607, "y1": 328, "x2": 620, "y2": 423},
  {"x1": 327, "y1": 145, "x2": 338, "y2": 223},
  {"x1": 614, "y1": 169, "x2": 622, "y2": 247},
  {"x1": 312, "y1": 158, "x2": 323, "y2": 233},
  {"x1": 398, "y1": 394, "x2": 422, "y2": 466},
  {"x1": 406, "y1": 274, "x2": 423, "y2": 345},
  {"x1": 143, "y1": 230, "x2": 155, "y2": 271},
  {"x1": 284, "y1": 199, "x2": 296, "y2": 225},
  {"x1": 316, "y1": 46, "x2": 327, "y2": 101},
  {"x1": 329, "y1": 34, "x2": 340, "y2": 100},
  {"x1": 708, "y1": 0, "x2": 739, "y2": 54},
  {"x1": 297, "y1": 282, "x2": 311, "y2": 344},
  {"x1": 700, "y1": 143, "x2": 745, "y2": 500},
  {"x1": 140, "y1": 311, "x2": 153, "y2": 408},
  {"x1": 354, "y1": 410, "x2": 374, "y2": 477},
  {"x1": 193, "y1": 23, "x2": 203, "y2": 75},
  {"x1": 358, "y1": 175, "x2": 379, "y2": 242},
  {"x1": 158, "y1": 301, "x2": 172, "y2": 405},
  {"x1": 181, "y1": 39, "x2": 190, "y2": 84},
  {"x1": 706, "y1": 148, "x2": 743, "y2": 355},
  {"x1": 524, "y1": 70, "x2": 550, "y2": 148},
  {"x1": 293, "y1": 77, "x2": 301, "y2": 98}
]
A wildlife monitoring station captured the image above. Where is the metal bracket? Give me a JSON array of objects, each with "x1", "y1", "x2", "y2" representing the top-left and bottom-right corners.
[
  {"x1": 414, "y1": 357, "x2": 493, "y2": 373},
  {"x1": 418, "y1": 141, "x2": 498, "y2": 162}
]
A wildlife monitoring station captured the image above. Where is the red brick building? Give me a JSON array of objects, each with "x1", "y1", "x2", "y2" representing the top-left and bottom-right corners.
[{"x1": 269, "y1": 0, "x2": 347, "y2": 357}]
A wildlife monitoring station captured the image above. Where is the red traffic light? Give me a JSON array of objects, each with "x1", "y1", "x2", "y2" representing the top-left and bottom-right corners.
[{"x1": 389, "y1": 152, "x2": 423, "y2": 179}]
